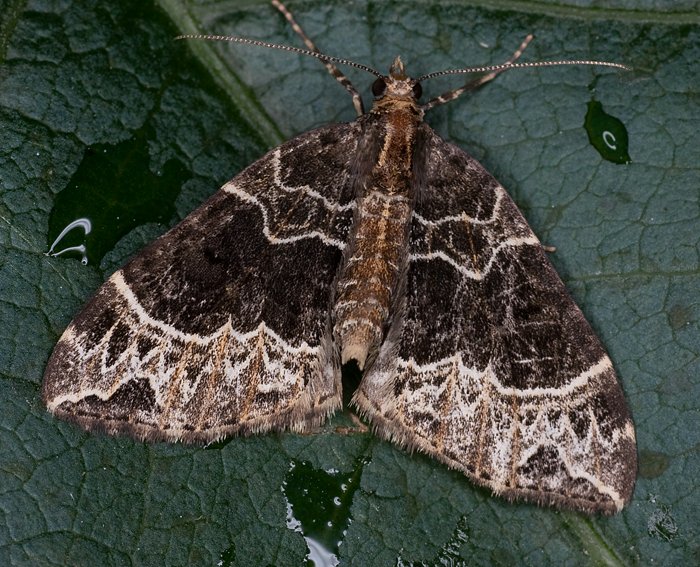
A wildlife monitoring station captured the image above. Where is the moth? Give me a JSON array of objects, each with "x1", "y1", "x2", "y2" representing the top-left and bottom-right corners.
[{"x1": 43, "y1": 0, "x2": 637, "y2": 514}]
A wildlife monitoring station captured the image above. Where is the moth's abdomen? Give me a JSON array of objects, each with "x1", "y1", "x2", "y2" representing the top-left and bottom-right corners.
[
  {"x1": 333, "y1": 192, "x2": 412, "y2": 369},
  {"x1": 333, "y1": 105, "x2": 421, "y2": 369}
]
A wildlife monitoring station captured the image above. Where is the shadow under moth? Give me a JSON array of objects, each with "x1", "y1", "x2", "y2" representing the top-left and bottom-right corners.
[{"x1": 42, "y1": 0, "x2": 637, "y2": 514}]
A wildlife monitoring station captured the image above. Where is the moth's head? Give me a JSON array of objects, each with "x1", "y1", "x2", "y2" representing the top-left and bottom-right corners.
[{"x1": 371, "y1": 56, "x2": 423, "y2": 104}]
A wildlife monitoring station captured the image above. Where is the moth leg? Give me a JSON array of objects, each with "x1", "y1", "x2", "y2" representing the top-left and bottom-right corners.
[
  {"x1": 272, "y1": 0, "x2": 365, "y2": 116},
  {"x1": 334, "y1": 413, "x2": 369, "y2": 435},
  {"x1": 422, "y1": 34, "x2": 534, "y2": 110},
  {"x1": 468, "y1": 34, "x2": 534, "y2": 88}
]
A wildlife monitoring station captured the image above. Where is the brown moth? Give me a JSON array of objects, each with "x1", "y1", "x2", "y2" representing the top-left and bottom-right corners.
[{"x1": 43, "y1": 0, "x2": 636, "y2": 514}]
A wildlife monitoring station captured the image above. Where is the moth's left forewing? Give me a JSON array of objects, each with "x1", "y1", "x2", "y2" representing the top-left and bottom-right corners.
[
  {"x1": 355, "y1": 125, "x2": 637, "y2": 514},
  {"x1": 43, "y1": 124, "x2": 360, "y2": 442}
]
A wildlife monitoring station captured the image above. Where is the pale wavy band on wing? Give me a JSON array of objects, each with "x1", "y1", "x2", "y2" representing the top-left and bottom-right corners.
[
  {"x1": 43, "y1": 270, "x2": 339, "y2": 442},
  {"x1": 355, "y1": 350, "x2": 636, "y2": 513}
]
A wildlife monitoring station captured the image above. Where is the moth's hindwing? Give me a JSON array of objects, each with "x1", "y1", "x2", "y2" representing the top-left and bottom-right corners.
[
  {"x1": 43, "y1": 124, "x2": 360, "y2": 442},
  {"x1": 354, "y1": 125, "x2": 637, "y2": 514}
]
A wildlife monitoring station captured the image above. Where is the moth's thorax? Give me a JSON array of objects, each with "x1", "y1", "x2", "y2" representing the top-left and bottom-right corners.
[
  {"x1": 372, "y1": 96, "x2": 423, "y2": 118},
  {"x1": 333, "y1": 97, "x2": 421, "y2": 370}
]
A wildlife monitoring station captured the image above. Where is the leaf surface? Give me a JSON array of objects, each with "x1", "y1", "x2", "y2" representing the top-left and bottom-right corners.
[{"x1": 1, "y1": 1, "x2": 697, "y2": 565}]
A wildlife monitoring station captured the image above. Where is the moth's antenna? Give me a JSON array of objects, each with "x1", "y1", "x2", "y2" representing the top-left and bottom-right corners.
[
  {"x1": 176, "y1": 1, "x2": 379, "y2": 116},
  {"x1": 421, "y1": 34, "x2": 630, "y2": 111},
  {"x1": 175, "y1": 34, "x2": 383, "y2": 79},
  {"x1": 271, "y1": 0, "x2": 365, "y2": 115},
  {"x1": 419, "y1": 59, "x2": 630, "y2": 82},
  {"x1": 177, "y1": 3, "x2": 630, "y2": 116},
  {"x1": 175, "y1": 34, "x2": 380, "y2": 116}
]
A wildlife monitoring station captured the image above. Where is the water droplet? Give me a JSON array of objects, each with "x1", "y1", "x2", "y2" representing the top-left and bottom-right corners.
[
  {"x1": 46, "y1": 136, "x2": 189, "y2": 264},
  {"x1": 602, "y1": 130, "x2": 617, "y2": 150},
  {"x1": 647, "y1": 503, "x2": 678, "y2": 541},
  {"x1": 584, "y1": 100, "x2": 631, "y2": 164},
  {"x1": 282, "y1": 458, "x2": 366, "y2": 566},
  {"x1": 46, "y1": 217, "x2": 92, "y2": 265}
]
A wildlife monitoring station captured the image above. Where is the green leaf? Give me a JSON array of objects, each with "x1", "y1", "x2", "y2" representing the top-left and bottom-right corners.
[{"x1": 1, "y1": 1, "x2": 698, "y2": 565}]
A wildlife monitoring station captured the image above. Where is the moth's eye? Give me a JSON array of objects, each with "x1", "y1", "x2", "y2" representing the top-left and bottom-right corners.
[
  {"x1": 412, "y1": 82, "x2": 423, "y2": 99},
  {"x1": 372, "y1": 78, "x2": 387, "y2": 97}
]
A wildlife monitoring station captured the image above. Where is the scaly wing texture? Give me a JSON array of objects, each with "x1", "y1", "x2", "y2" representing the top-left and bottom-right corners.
[
  {"x1": 43, "y1": 124, "x2": 360, "y2": 442},
  {"x1": 354, "y1": 125, "x2": 637, "y2": 513}
]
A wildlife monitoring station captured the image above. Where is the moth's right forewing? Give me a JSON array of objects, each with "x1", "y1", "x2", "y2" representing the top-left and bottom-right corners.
[{"x1": 355, "y1": 126, "x2": 637, "y2": 514}]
